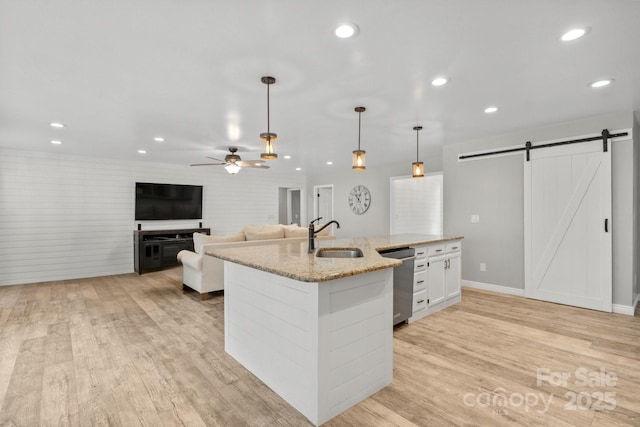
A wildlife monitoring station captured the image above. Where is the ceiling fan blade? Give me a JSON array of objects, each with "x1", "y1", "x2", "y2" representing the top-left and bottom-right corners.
[
  {"x1": 190, "y1": 162, "x2": 226, "y2": 166},
  {"x1": 242, "y1": 164, "x2": 270, "y2": 169},
  {"x1": 237, "y1": 160, "x2": 268, "y2": 167},
  {"x1": 206, "y1": 156, "x2": 226, "y2": 162}
]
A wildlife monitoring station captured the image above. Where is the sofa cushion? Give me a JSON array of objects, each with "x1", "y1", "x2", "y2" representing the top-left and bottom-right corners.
[
  {"x1": 283, "y1": 224, "x2": 308, "y2": 238},
  {"x1": 315, "y1": 224, "x2": 333, "y2": 236},
  {"x1": 244, "y1": 224, "x2": 285, "y2": 241},
  {"x1": 193, "y1": 231, "x2": 245, "y2": 254}
]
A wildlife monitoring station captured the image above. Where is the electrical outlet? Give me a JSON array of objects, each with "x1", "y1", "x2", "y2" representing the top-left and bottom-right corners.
[
  {"x1": 480, "y1": 263, "x2": 486, "y2": 272},
  {"x1": 471, "y1": 214, "x2": 480, "y2": 223}
]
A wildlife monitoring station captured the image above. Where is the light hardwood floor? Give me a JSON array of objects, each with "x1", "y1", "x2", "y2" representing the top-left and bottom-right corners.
[{"x1": 1, "y1": 269, "x2": 639, "y2": 426}]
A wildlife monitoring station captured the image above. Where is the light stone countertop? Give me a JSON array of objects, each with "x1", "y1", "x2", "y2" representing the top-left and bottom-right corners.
[{"x1": 206, "y1": 234, "x2": 463, "y2": 283}]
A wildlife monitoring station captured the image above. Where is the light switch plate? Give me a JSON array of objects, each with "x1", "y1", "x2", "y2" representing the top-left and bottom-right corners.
[
  {"x1": 471, "y1": 214, "x2": 480, "y2": 223},
  {"x1": 480, "y1": 263, "x2": 486, "y2": 271}
]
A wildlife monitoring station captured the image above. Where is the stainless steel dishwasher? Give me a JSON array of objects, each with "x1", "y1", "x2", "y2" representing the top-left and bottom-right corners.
[{"x1": 378, "y1": 247, "x2": 415, "y2": 325}]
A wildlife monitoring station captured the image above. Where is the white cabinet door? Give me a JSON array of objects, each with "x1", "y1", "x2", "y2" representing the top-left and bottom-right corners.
[
  {"x1": 427, "y1": 256, "x2": 445, "y2": 306},
  {"x1": 445, "y1": 252, "x2": 461, "y2": 299}
]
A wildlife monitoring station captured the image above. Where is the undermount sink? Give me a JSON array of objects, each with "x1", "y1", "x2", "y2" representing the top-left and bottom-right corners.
[{"x1": 315, "y1": 248, "x2": 364, "y2": 258}]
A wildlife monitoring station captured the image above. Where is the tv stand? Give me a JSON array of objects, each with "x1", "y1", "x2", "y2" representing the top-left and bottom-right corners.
[{"x1": 134, "y1": 228, "x2": 210, "y2": 274}]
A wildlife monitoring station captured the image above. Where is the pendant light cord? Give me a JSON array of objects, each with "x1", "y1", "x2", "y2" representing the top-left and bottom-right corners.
[
  {"x1": 266, "y1": 82, "x2": 270, "y2": 139},
  {"x1": 416, "y1": 129, "x2": 419, "y2": 161},
  {"x1": 357, "y1": 111, "x2": 361, "y2": 150}
]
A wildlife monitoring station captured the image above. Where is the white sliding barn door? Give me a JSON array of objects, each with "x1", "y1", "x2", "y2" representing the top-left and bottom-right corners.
[{"x1": 524, "y1": 140, "x2": 611, "y2": 312}]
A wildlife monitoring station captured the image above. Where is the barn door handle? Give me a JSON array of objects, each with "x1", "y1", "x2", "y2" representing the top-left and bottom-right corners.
[{"x1": 604, "y1": 218, "x2": 609, "y2": 233}]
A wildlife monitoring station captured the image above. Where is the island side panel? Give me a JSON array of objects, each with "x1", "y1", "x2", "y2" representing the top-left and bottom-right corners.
[
  {"x1": 224, "y1": 262, "x2": 320, "y2": 422},
  {"x1": 224, "y1": 262, "x2": 394, "y2": 426},
  {"x1": 318, "y1": 269, "x2": 394, "y2": 424}
]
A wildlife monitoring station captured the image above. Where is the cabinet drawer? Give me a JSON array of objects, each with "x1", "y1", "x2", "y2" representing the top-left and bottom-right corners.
[
  {"x1": 427, "y1": 245, "x2": 446, "y2": 257},
  {"x1": 414, "y1": 246, "x2": 428, "y2": 260},
  {"x1": 446, "y1": 241, "x2": 462, "y2": 253},
  {"x1": 413, "y1": 290, "x2": 428, "y2": 313},
  {"x1": 414, "y1": 271, "x2": 427, "y2": 292},
  {"x1": 414, "y1": 258, "x2": 428, "y2": 272}
]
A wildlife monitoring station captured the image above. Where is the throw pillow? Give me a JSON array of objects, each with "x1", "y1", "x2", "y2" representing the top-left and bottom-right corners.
[
  {"x1": 192, "y1": 231, "x2": 245, "y2": 254},
  {"x1": 315, "y1": 224, "x2": 333, "y2": 236},
  {"x1": 208, "y1": 231, "x2": 246, "y2": 243},
  {"x1": 283, "y1": 224, "x2": 307, "y2": 238},
  {"x1": 244, "y1": 224, "x2": 284, "y2": 241}
]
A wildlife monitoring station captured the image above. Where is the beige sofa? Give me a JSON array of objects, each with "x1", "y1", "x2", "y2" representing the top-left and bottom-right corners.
[{"x1": 177, "y1": 224, "x2": 335, "y2": 300}]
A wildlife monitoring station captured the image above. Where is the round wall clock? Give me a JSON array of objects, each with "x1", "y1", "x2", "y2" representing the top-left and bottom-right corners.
[{"x1": 348, "y1": 185, "x2": 371, "y2": 215}]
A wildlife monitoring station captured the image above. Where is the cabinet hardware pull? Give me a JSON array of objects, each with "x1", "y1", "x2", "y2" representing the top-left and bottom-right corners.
[
  {"x1": 417, "y1": 264, "x2": 425, "y2": 268},
  {"x1": 604, "y1": 218, "x2": 609, "y2": 233},
  {"x1": 417, "y1": 299, "x2": 424, "y2": 304},
  {"x1": 452, "y1": 246, "x2": 458, "y2": 250},
  {"x1": 417, "y1": 280, "x2": 424, "y2": 284},
  {"x1": 436, "y1": 249, "x2": 443, "y2": 252}
]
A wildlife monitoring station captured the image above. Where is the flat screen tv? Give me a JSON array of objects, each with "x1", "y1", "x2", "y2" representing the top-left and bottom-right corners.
[{"x1": 135, "y1": 182, "x2": 203, "y2": 220}]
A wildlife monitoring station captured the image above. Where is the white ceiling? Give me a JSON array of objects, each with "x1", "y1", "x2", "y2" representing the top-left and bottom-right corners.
[{"x1": 1, "y1": 0, "x2": 639, "y2": 175}]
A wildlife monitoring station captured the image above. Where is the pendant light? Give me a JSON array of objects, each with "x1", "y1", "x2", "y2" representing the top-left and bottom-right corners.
[
  {"x1": 352, "y1": 106, "x2": 366, "y2": 170},
  {"x1": 412, "y1": 125, "x2": 424, "y2": 178},
  {"x1": 260, "y1": 76, "x2": 278, "y2": 160}
]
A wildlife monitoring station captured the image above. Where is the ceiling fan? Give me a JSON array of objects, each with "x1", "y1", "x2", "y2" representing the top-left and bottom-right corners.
[{"x1": 191, "y1": 147, "x2": 270, "y2": 174}]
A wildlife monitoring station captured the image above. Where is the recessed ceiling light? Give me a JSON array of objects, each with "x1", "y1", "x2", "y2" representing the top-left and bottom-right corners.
[
  {"x1": 484, "y1": 106, "x2": 499, "y2": 114},
  {"x1": 295, "y1": 167, "x2": 302, "y2": 171},
  {"x1": 49, "y1": 122, "x2": 65, "y2": 128},
  {"x1": 50, "y1": 140, "x2": 62, "y2": 145},
  {"x1": 561, "y1": 28, "x2": 588, "y2": 42},
  {"x1": 334, "y1": 23, "x2": 359, "y2": 39},
  {"x1": 138, "y1": 149, "x2": 147, "y2": 154},
  {"x1": 431, "y1": 77, "x2": 448, "y2": 86},
  {"x1": 154, "y1": 137, "x2": 164, "y2": 142},
  {"x1": 326, "y1": 161, "x2": 333, "y2": 165},
  {"x1": 590, "y1": 79, "x2": 613, "y2": 88},
  {"x1": 284, "y1": 155, "x2": 291, "y2": 159}
]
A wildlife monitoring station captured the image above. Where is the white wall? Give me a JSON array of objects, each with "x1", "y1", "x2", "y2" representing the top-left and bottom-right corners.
[
  {"x1": 634, "y1": 111, "x2": 640, "y2": 307},
  {"x1": 0, "y1": 148, "x2": 305, "y2": 286},
  {"x1": 443, "y1": 112, "x2": 636, "y2": 306},
  {"x1": 307, "y1": 155, "x2": 443, "y2": 238}
]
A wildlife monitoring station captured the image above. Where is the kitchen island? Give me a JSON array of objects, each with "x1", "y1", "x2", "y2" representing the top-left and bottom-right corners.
[{"x1": 206, "y1": 234, "x2": 462, "y2": 425}]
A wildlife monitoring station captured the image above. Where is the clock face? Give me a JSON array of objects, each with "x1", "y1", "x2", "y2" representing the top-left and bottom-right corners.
[{"x1": 348, "y1": 185, "x2": 371, "y2": 215}]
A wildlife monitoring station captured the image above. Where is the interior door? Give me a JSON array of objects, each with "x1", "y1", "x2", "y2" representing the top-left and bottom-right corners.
[
  {"x1": 524, "y1": 140, "x2": 612, "y2": 312},
  {"x1": 314, "y1": 185, "x2": 334, "y2": 221}
]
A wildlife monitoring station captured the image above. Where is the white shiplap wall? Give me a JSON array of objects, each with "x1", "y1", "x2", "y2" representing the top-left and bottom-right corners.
[{"x1": 0, "y1": 148, "x2": 305, "y2": 286}]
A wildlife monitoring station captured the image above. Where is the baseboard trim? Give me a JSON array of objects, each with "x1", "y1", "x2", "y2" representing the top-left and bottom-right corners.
[
  {"x1": 461, "y1": 280, "x2": 525, "y2": 297},
  {"x1": 463, "y1": 280, "x2": 636, "y2": 316},
  {"x1": 612, "y1": 303, "x2": 635, "y2": 316}
]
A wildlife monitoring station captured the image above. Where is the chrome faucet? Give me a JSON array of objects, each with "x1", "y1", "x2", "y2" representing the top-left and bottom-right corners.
[{"x1": 308, "y1": 217, "x2": 340, "y2": 253}]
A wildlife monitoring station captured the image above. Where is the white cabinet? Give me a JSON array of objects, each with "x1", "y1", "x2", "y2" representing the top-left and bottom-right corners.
[
  {"x1": 445, "y1": 244, "x2": 461, "y2": 299},
  {"x1": 411, "y1": 248, "x2": 428, "y2": 318},
  {"x1": 409, "y1": 240, "x2": 462, "y2": 323},
  {"x1": 426, "y1": 245, "x2": 446, "y2": 306}
]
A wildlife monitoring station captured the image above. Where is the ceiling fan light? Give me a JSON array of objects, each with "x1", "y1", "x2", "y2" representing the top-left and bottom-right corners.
[
  {"x1": 225, "y1": 163, "x2": 241, "y2": 174},
  {"x1": 352, "y1": 150, "x2": 366, "y2": 171},
  {"x1": 412, "y1": 162, "x2": 424, "y2": 178}
]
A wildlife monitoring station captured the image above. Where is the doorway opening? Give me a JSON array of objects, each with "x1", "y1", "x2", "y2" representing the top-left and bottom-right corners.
[{"x1": 278, "y1": 187, "x2": 304, "y2": 225}]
